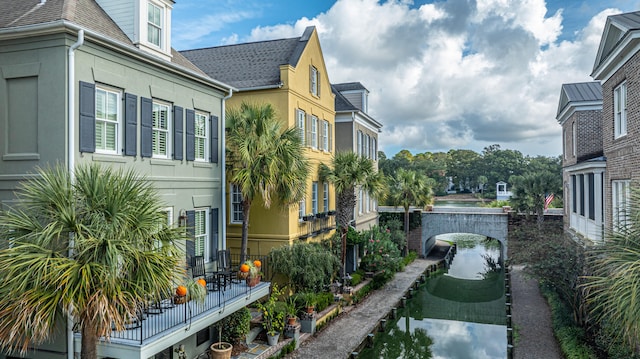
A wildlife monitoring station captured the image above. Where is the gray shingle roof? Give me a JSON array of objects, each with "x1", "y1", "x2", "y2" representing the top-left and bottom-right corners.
[
  {"x1": 332, "y1": 82, "x2": 368, "y2": 93},
  {"x1": 557, "y1": 82, "x2": 602, "y2": 118},
  {"x1": 180, "y1": 27, "x2": 316, "y2": 90},
  {"x1": 332, "y1": 85, "x2": 359, "y2": 112},
  {"x1": 0, "y1": 0, "x2": 207, "y2": 77}
]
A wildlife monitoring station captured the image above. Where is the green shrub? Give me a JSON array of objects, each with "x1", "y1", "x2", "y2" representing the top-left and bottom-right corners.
[
  {"x1": 212, "y1": 306, "x2": 251, "y2": 344},
  {"x1": 269, "y1": 242, "x2": 340, "y2": 292},
  {"x1": 315, "y1": 292, "x2": 334, "y2": 313},
  {"x1": 350, "y1": 272, "x2": 362, "y2": 286}
]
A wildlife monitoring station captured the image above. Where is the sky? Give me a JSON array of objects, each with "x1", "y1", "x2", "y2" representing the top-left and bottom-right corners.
[{"x1": 171, "y1": 0, "x2": 640, "y2": 158}]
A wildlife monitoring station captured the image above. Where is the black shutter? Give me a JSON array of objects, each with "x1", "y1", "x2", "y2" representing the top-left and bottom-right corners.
[
  {"x1": 79, "y1": 81, "x2": 95, "y2": 153},
  {"x1": 210, "y1": 115, "x2": 218, "y2": 163},
  {"x1": 210, "y1": 208, "x2": 218, "y2": 262},
  {"x1": 185, "y1": 109, "x2": 195, "y2": 161},
  {"x1": 186, "y1": 210, "x2": 195, "y2": 266},
  {"x1": 140, "y1": 97, "x2": 153, "y2": 158},
  {"x1": 124, "y1": 93, "x2": 138, "y2": 156},
  {"x1": 173, "y1": 106, "x2": 184, "y2": 160}
]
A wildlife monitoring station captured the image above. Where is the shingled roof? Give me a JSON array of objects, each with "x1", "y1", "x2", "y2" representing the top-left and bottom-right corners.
[
  {"x1": 0, "y1": 0, "x2": 207, "y2": 77},
  {"x1": 332, "y1": 85, "x2": 360, "y2": 112},
  {"x1": 181, "y1": 27, "x2": 316, "y2": 90}
]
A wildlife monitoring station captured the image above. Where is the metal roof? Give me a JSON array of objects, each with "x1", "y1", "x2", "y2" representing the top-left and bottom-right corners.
[
  {"x1": 557, "y1": 82, "x2": 602, "y2": 118},
  {"x1": 181, "y1": 27, "x2": 316, "y2": 90}
]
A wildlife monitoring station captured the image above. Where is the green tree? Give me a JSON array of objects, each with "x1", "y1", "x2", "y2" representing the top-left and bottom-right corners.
[
  {"x1": 226, "y1": 102, "x2": 309, "y2": 263},
  {"x1": 388, "y1": 168, "x2": 434, "y2": 252},
  {"x1": 446, "y1": 149, "x2": 482, "y2": 192},
  {"x1": 509, "y1": 171, "x2": 561, "y2": 223},
  {"x1": 319, "y1": 151, "x2": 385, "y2": 277},
  {"x1": 0, "y1": 164, "x2": 185, "y2": 359}
]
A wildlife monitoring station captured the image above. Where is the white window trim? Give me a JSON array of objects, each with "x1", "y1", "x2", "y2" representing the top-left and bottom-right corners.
[
  {"x1": 297, "y1": 109, "x2": 306, "y2": 146},
  {"x1": 299, "y1": 199, "x2": 306, "y2": 221},
  {"x1": 612, "y1": 180, "x2": 630, "y2": 231},
  {"x1": 147, "y1": 1, "x2": 163, "y2": 48},
  {"x1": 231, "y1": 184, "x2": 243, "y2": 224},
  {"x1": 194, "y1": 208, "x2": 210, "y2": 263},
  {"x1": 323, "y1": 182, "x2": 329, "y2": 212},
  {"x1": 310, "y1": 66, "x2": 318, "y2": 96},
  {"x1": 311, "y1": 116, "x2": 318, "y2": 149},
  {"x1": 194, "y1": 111, "x2": 209, "y2": 162},
  {"x1": 614, "y1": 82, "x2": 627, "y2": 139},
  {"x1": 95, "y1": 86, "x2": 122, "y2": 155},
  {"x1": 358, "y1": 188, "x2": 363, "y2": 214},
  {"x1": 152, "y1": 100, "x2": 172, "y2": 159},
  {"x1": 312, "y1": 182, "x2": 318, "y2": 215},
  {"x1": 321, "y1": 120, "x2": 329, "y2": 151}
]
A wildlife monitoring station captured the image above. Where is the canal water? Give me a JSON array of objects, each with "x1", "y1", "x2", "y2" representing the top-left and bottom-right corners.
[{"x1": 359, "y1": 233, "x2": 506, "y2": 359}]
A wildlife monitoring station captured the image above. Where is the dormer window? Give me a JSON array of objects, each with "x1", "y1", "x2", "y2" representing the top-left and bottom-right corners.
[
  {"x1": 310, "y1": 66, "x2": 319, "y2": 97},
  {"x1": 147, "y1": 2, "x2": 162, "y2": 48}
]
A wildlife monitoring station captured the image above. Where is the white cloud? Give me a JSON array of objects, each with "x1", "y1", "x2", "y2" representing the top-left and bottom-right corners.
[{"x1": 224, "y1": 0, "x2": 624, "y2": 157}]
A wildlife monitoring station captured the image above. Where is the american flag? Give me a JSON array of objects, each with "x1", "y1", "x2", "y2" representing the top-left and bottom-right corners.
[{"x1": 544, "y1": 193, "x2": 554, "y2": 211}]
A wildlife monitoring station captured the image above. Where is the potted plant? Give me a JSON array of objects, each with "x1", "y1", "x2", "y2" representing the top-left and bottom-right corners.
[
  {"x1": 297, "y1": 291, "x2": 317, "y2": 314},
  {"x1": 209, "y1": 325, "x2": 232, "y2": 359},
  {"x1": 256, "y1": 284, "x2": 285, "y2": 346},
  {"x1": 285, "y1": 296, "x2": 298, "y2": 325},
  {"x1": 239, "y1": 260, "x2": 262, "y2": 287}
]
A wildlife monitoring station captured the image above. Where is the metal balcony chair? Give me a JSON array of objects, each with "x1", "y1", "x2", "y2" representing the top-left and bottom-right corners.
[
  {"x1": 216, "y1": 250, "x2": 237, "y2": 289},
  {"x1": 191, "y1": 255, "x2": 218, "y2": 291}
]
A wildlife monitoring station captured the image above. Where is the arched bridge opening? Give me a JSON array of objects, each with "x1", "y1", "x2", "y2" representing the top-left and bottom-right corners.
[{"x1": 422, "y1": 208, "x2": 509, "y2": 261}]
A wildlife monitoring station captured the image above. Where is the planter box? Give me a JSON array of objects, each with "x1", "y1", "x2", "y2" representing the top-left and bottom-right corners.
[{"x1": 300, "y1": 317, "x2": 316, "y2": 334}]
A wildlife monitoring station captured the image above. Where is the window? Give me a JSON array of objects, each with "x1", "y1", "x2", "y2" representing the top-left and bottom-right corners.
[
  {"x1": 299, "y1": 199, "x2": 306, "y2": 220},
  {"x1": 310, "y1": 66, "x2": 319, "y2": 96},
  {"x1": 194, "y1": 208, "x2": 208, "y2": 261},
  {"x1": 572, "y1": 121, "x2": 577, "y2": 156},
  {"x1": 364, "y1": 134, "x2": 370, "y2": 159},
  {"x1": 578, "y1": 174, "x2": 585, "y2": 216},
  {"x1": 321, "y1": 120, "x2": 329, "y2": 151},
  {"x1": 194, "y1": 112, "x2": 208, "y2": 161},
  {"x1": 231, "y1": 184, "x2": 243, "y2": 224},
  {"x1": 612, "y1": 180, "x2": 630, "y2": 230},
  {"x1": 358, "y1": 188, "x2": 363, "y2": 214},
  {"x1": 588, "y1": 173, "x2": 595, "y2": 220},
  {"x1": 152, "y1": 101, "x2": 171, "y2": 158},
  {"x1": 571, "y1": 175, "x2": 577, "y2": 213},
  {"x1": 312, "y1": 182, "x2": 318, "y2": 214},
  {"x1": 95, "y1": 86, "x2": 121, "y2": 154},
  {"x1": 372, "y1": 138, "x2": 377, "y2": 160},
  {"x1": 147, "y1": 2, "x2": 162, "y2": 47},
  {"x1": 311, "y1": 116, "x2": 318, "y2": 149},
  {"x1": 357, "y1": 130, "x2": 362, "y2": 156},
  {"x1": 614, "y1": 82, "x2": 627, "y2": 138},
  {"x1": 297, "y1": 109, "x2": 306, "y2": 145},
  {"x1": 323, "y1": 182, "x2": 329, "y2": 212}
]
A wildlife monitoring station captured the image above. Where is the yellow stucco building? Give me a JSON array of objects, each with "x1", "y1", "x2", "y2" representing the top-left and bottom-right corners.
[{"x1": 182, "y1": 26, "x2": 336, "y2": 257}]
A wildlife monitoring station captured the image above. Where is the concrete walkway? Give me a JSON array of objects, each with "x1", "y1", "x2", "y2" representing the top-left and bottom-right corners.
[
  {"x1": 510, "y1": 265, "x2": 562, "y2": 359},
  {"x1": 286, "y1": 258, "x2": 437, "y2": 359}
]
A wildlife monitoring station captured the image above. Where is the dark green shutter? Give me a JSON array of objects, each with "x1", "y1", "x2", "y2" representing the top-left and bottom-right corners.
[
  {"x1": 124, "y1": 93, "x2": 137, "y2": 156},
  {"x1": 140, "y1": 97, "x2": 153, "y2": 158},
  {"x1": 210, "y1": 115, "x2": 218, "y2": 163},
  {"x1": 185, "y1": 109, "x2": 195, "y2": 161},
  {"x1": 173, "y1": 106, "x2": 184, "y2": 160},
  {"x1": 79, "y1": 81, "x2": 95, "y2": 153}
]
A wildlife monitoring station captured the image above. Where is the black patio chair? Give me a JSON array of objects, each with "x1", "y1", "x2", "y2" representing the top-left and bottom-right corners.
[
  {"x1": 216, "y1": 249, "x2": 237, "y2": 289},
  {"x1": 192, "y1": 255, "x2": 218, "y2": 291}
]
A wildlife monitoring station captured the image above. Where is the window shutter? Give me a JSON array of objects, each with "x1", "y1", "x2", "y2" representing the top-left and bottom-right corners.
[
  {"x1": 210, "y1": 208, "x2": 218, "y2": 262},
  {"x1": 124, "y1": 93, "x2": 137, "y2": 156},
  {"x1": 186, "y1": 109, "x2": 195, "y2": 161},
  {"x1": 186, "y1": 210, "x2": 196, "y2": 266},
  {"x1": 173, "y1": 106, "x2": 184, "y2": 160},
  {"x1": 309, "y1": 65, "x2": 313, "y2": 94},
  {"x1": 140, "y1": 97, "x2": 153, "y2": 158},
  {"x1": 329, "y1": 122, "x2": 333, "y2": 152},
  {"x1": 79, "y1": 81, "x2": 95, "y2": 153},
  {"x1": 210, "y1": 115, "x2": 219, "y2": 163},
  {"x1": 306, "y1": 114, "x2": 311, "y2": 147},
  {"x1": 317, "y1": 70, "x2": 321, "y2": 97}
]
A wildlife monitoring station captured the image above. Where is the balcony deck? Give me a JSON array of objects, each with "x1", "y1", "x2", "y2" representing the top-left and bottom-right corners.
[{"x1": 86, "y1": 279, "x2": 270, "y2": 358}]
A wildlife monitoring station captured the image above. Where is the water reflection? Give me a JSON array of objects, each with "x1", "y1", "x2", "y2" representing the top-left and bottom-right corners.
[{"x1": 359, "y1": 234, "x2": 506, "y2": 359}]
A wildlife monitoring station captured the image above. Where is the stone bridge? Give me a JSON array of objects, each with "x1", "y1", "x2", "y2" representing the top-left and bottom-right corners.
[{"x1": 421, "y1": 207, "x2": 510, "y2": 260}]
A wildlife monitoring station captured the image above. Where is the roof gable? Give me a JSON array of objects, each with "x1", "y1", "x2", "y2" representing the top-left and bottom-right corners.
[
  {"x1": 592, "y1": 11, "x2": 640, "y2": 81},
  {"x1": 181, "y1": 26, "x2": 318, "y2": 90},
  {"x1": 556, "y1": 82, "x2": 602, "y2": 124}
]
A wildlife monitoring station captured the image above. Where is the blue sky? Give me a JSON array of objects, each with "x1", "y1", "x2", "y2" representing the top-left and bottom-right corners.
[{"x1": 172, "y1": 0, "x2": 640, "y2": 158}]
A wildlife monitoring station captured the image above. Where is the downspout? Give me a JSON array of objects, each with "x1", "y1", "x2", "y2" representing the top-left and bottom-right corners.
[
  {"x1": 221, "y1": 89, "x2": 233, "y2": 250},
  {"x1": 67, "y1": 29, "x2": 84, "y2": 359}
]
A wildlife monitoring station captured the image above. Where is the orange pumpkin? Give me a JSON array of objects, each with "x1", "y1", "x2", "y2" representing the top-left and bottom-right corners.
[
  {"x1": 240, "y1": 263, "x2": 250, "y2": 273},
  {"x1": 197, "y1": 278, "x2": 207, "y2": 287},
  {"x1": 253, "y1": 260, "x2": 262, "y2": 268},
  {"x1": 176, "y1": 285, "x2": 187, "y2": 297}
]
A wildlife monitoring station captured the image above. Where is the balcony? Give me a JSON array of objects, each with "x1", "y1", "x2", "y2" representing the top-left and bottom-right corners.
[
  {"x1": 84, "y1": 261, "x2": 271, "y2": 359},
  {"x1": 299, "y1": 212, "x2": 336, "y2": 240}
]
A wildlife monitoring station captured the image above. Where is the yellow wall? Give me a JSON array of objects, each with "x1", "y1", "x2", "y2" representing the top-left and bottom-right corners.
[{"x1": 226, "y1": 29, "x2": 337, "y2": 257}]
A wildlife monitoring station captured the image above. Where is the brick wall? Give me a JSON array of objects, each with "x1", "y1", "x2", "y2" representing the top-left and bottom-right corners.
[{"x1": 602, "y1": 50, "x2": 640, "y2": 230}]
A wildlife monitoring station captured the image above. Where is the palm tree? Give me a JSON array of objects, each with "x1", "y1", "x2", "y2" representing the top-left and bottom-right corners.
[
  {"x1": 319, "y1": 151, "x2": 385, "y2": 278},
  {"x1": 0, "y1": 164, "x2": 185, "y2": 359},
  {"x1": 388, "y1": 168, "x2": 434, "y2": 253},
  {"x1": 226, "y1": 102, "x2": 309, "y2": 263},
  {"x1": 582, "y1": 186, "x2": 640, "y2": 351}
]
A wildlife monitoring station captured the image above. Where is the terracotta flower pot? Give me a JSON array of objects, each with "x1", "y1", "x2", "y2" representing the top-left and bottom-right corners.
[
  {"x1": 246, "y1": 275, "x2": 261, "y2": 287},
  {"x1": 209, "y1": 342, "x2": 232, "y2": 359}
]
